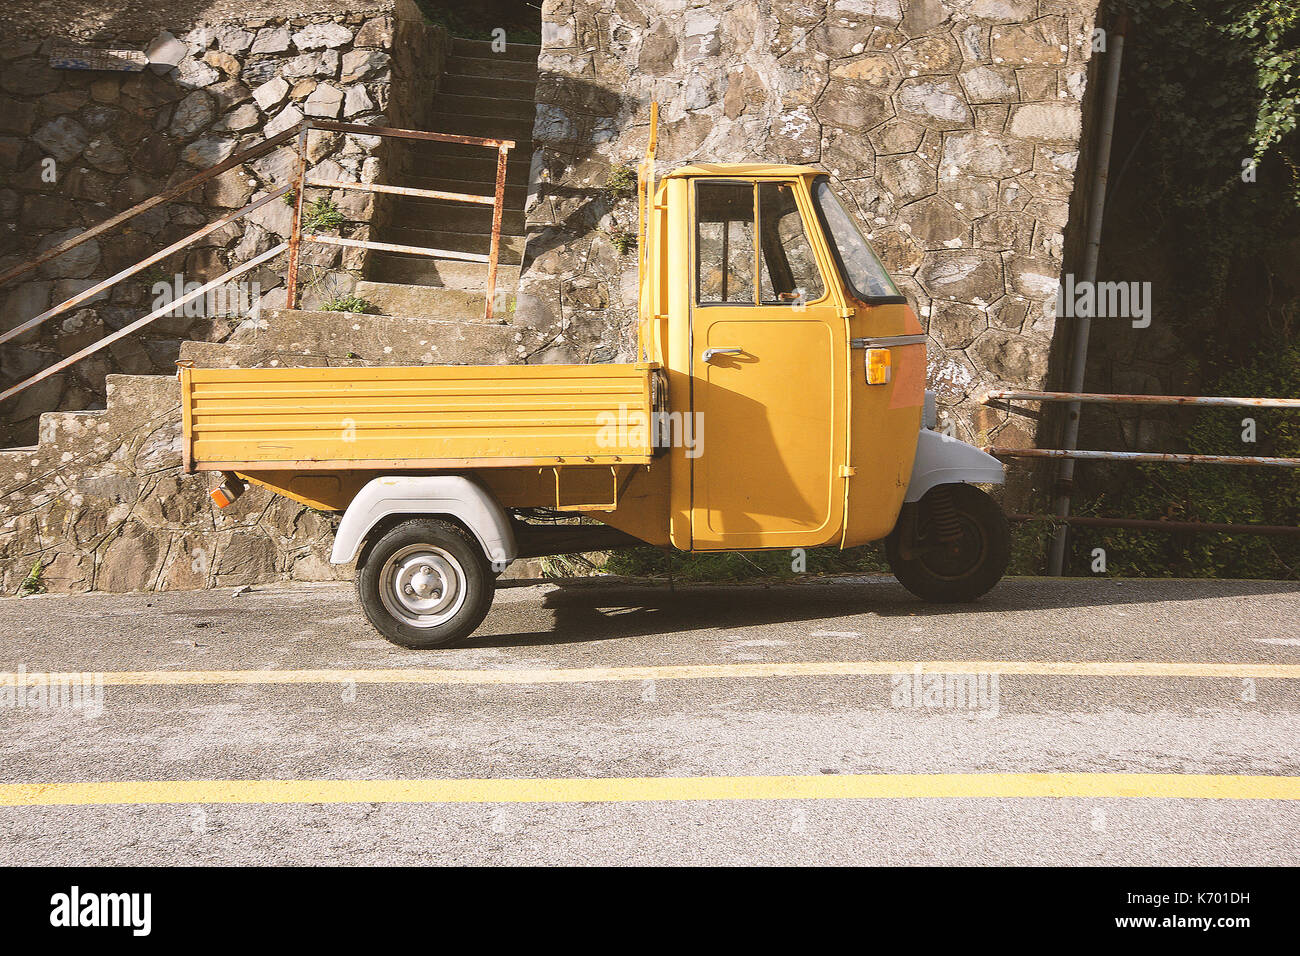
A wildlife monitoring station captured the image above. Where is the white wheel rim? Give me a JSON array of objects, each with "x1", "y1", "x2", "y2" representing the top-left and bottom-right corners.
[{"x1": 378, "y1": 544, "x2": 468, "y2": 628}]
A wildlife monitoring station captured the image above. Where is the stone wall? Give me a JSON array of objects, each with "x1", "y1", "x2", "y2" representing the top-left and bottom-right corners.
[
  {"x1": 520, "y1": 0, "x2": 1102, "y2": 459},
  {"x1": 0, "y1": 2, "x2": 440, "y2": 446}
]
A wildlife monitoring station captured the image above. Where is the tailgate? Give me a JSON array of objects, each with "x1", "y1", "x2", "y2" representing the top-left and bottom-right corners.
[{"x1": 180, "y1": 363, "x2": 660, "y2": 471}]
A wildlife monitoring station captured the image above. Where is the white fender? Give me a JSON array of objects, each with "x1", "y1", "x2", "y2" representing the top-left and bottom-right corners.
[
  {"x1": 330, "y1": 475, "x2": 516, "y2": 567},
  {"x1": 904, "y1": 429, "x2": 1005, "y2": 502}
]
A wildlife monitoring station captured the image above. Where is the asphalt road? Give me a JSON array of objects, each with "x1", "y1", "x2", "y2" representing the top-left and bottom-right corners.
[{"x1": 1, "y1": 575, "x2": 1298, "y2": 865}]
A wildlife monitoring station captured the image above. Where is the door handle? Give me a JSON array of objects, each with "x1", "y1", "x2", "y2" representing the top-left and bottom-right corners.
[{"x1": 703, "y1": 347, "x2": 742, "y2": 362}]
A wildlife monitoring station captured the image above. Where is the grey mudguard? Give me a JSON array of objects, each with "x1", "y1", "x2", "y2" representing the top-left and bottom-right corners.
[
  {"x1": 330, "y1": 475, "x2": 517, "y2": 568},
  {"x1": 903, "y1": 428, "x2": 1005, "y2": 502}
]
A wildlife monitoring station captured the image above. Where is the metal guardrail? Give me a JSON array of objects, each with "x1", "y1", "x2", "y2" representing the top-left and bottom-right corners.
[
  {"x1": 286, "y1": 119, "x2": 513, "y2": 315},
  {"x1": 983, "y1": 390, "x2": 1300, "y2": 468},
  {"x1": 983, "y1": 389, "x2": 1300, "y2": 540},
  {"x1": 0, "y1": 118, "x2": 514, "y2": 404}
]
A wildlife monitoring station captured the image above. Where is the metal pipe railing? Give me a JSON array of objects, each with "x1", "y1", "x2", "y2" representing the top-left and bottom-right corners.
[
  {"x1": 987, "y1": 447, "x2": 1300, "y2": 468},
  {"x1": 1009, "y1": 514, "x2": 1300, "y2": 538},
  {"x1": 0, "y1": 186, "x2": 290, "y2": 348},
  {"x1": 286, "y1": 118, "x2": 513, "y2": 320},
  {"x1": 0, "y1": 243, "x2": 287, "y2": 403},
  {"x1": 0, "y1": 126, "x2": 300, "y2": 289},
  {"x1": 1, "y1": 117, "x2": 517, "y2": 402},
  {"x1": 984, "y1": 389, "x2": 1300, "y2": 409}
]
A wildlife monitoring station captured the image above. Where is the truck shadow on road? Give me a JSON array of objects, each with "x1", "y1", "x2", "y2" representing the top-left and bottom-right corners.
[{"x1": 474, "y1": 577, "x2": 1300, "y2": 649}]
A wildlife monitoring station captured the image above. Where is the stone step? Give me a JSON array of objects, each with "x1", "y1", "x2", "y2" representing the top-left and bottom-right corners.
[
  {"x1": 366, "y1": 254, "x2": 521, "y2": 291},
  {"x1": 446, "y1": 56, "x2": 537, "y2": 81},
  {"x1": 433, "y1": 92, "x2": 537, "y2": 121},
  {"x1": 33, "y1": 373, "x2": 177, "y2": 449},
  {"x1": 401, "y1": 175, "x2": 529, "y2": 209},
  {"x1": 401, "y1": 148, "x2": 533, "y2": 184},
  {"x1": 427, "y1": 112, "x2": 535, "y2": 143},
  {"x1": 192, "y1": 310, "x2": 522, "y2": 366},
  {"x1": 405, "y1": 138, "x2": 535, "y2": 166},
  {"x1": 352, "y1": 281, "x2": 494, "y2": 322},
  {"x1": 389, "y1": 201, "x2": 526, "y2": 235},
  {"x1": 451, "y1": 38, "x2": 541, "y2": 63},
  {"x1": 440, "y1": 73, "x2": 537, "y2": 100},
  {"x1": 381, "y1": 227, "x2": 526, "y2": 262}
]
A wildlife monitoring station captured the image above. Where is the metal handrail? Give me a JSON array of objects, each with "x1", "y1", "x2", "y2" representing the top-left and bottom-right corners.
[
  {"x1": 983, "y1": 389, "x2": 1300, "y2": 468},
  {"x1": 983, "y1": 389, "x2": 1300, "y2": 409},
  {"x1": 0, "y1": 125, "x2": 301, "y2": 289},
  {"x1": 0, "y1": 243, "x2": 287, "y2": 403},
  {"x1": 285, "y1": 118, "x2": 513, "y2": 318},
  {"x1": 986, "y1": 447, "x2": 1300, "y2": 468},
  {"x1": 0, "y1": 186, "x2": 290, "y2": 348},
  {"x1": 1, "y1": 118, "x2": 516, "y2": 402}
]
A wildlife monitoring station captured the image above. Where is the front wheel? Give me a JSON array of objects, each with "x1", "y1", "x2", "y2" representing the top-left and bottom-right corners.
[
  {"x1": 356, "y1": 518, "x2": 494, "y2": 648},
  {"x1": 886, "y1": 484, "x2": 1009, "y2": 603}
]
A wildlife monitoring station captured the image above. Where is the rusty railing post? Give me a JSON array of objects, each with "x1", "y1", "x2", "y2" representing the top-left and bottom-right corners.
[
  {"x1": 285, "y1": 120, "x2": 310, "y2": 309},
  {"x1": 484, "y1": 142, "x2": 511, "y2": 321}
]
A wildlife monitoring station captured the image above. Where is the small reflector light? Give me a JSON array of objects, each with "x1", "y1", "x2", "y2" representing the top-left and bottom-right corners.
[
  {"x1": 210, "y1": 474, "x2": 246, "y2": 509},
  {"x1": 865, "y1": 347, "x2": 892, "y2": 385}
]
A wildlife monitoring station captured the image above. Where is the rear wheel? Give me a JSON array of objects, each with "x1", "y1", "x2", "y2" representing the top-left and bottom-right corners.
[
  {"x1": 356, "y1": 518, "x2": 494, "y2": 648},
  {"x1": 886, "y1": 484, "x2": 1009, "y2": 603}
]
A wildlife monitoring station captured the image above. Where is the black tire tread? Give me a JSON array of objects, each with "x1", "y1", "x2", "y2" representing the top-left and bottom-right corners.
[
  {"x1": 886, "y1": 484, "x2": 1010, "y2": 603},
  {"x1": 356, "y1": 518, "x2": 494, "y2": 648}
]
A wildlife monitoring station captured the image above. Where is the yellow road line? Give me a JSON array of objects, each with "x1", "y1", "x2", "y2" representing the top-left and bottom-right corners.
[
  {"x1": 1, "y1": 773, "x2": 1297, "y2": 807},
  {"x1": 2, "y1": 660, "x2": 1298, "y2": 686}
]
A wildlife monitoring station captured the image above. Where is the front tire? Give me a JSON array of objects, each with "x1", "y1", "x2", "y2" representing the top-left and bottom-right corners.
[
  {"x1": 356, "y1": 518, "x2": 494, "y2": 648},
  {"x1": 886, "y1": 484, "x2": 1009, "y2": 603}
]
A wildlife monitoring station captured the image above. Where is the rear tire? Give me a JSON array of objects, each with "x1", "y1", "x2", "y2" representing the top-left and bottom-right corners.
[
  {"x1": 886, "y1": 484, "x2": 1009, "y2": 603},
  {"x1": 356, "y1": 518, "x2": 494, "y2": 648}
]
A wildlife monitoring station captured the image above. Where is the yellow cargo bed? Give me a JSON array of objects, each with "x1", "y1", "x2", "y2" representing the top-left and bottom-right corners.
[{"x1": 180, "y1": 362, "x2": 661, "y2": 472}]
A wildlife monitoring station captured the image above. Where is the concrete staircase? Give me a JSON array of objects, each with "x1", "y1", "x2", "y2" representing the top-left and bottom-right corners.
[
  {"x1": 364, "y1": 36, "x2": 538, "y2": 308},
  {"x1": 0, "y1": 36, "x2": 544, "y2": 595}
]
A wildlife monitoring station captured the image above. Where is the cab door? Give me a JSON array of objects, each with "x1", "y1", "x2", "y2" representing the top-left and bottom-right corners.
[{"x1": 688, "y1": 178, "x2": 847, "y2": 550}]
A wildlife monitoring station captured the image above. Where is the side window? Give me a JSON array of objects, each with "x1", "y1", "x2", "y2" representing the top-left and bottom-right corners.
[
  {"x1": 695, "y1": 182, "x2": 755, "y2": 305},
  {"x1": 758, "y1": 182, "x2": 824, "y2": 305}
]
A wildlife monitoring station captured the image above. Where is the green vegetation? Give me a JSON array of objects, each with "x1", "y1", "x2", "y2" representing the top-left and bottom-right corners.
[
  {"x1": 1069, "y1": 1, "x2": 1300, "y2": 578},
  {"x1": 300, "y1": 197, "x2": 345, "y2": 232},
  {"x1": 605, "y1": 165, "x2": 638, "y2": 199},
  {"x1": 319, "y1": 294, "x2": 379, "y2": 314},
  {"x1": 17, "y1": 558, "x2": 45, "y2": 596},
  {"x1": 605, "y1": 227, "x2": 638, "y2": 256}
]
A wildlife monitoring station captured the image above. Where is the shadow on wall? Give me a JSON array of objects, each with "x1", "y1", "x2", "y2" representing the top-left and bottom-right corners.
[
  {"x1": 0, "y1": 1, "x2": 386, "y2": 45},
  {"x1": 521, "y1": 76, "x2": 636, "y2": 269}
]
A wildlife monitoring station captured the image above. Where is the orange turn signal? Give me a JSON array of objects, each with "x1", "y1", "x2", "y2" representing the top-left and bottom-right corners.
[
  {"x1": 210, "y1": 473, "x2": 246, "y2": 509},
  {"x1": 865, "y1": 347, "x2": 892, "y2": 385}
]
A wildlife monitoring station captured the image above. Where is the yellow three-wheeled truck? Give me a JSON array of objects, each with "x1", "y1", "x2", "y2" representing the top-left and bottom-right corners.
[{"x1": 180, "y1": 119, "x2": 1009, "y2": 647}]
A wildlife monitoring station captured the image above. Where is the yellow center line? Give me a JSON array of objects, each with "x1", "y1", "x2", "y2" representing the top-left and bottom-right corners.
[
  {"x1": 2, "y1": 660, "x2": 1298, "y2": 686},
  {"x1": 1, "y1": 773, "x2": 1297, "y2": 806}
]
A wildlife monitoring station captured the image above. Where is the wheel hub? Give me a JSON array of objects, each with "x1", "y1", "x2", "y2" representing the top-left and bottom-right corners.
[{"x1": 379, "y1": 545, "x2": 467, "y2": 628}]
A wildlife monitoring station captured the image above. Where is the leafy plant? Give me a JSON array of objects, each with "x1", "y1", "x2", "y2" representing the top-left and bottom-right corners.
[
  {"x1": 606, "y1": 227, "x2": 637, "y2": 256},
  {"x1": 319, "y1": 294, "x2": 379, "y2": 314},
  {"x1": 301, "y1": 196, "x2": 345, "y2": 232},
  {"x1": 17, "y1": 558, "x2": 46, "y2": 596},
  {"x1": 605, "y1": 164, "x2": 638, "y2": 199}
]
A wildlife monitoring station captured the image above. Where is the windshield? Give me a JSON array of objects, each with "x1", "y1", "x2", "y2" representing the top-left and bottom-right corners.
[{"x1": 812, "y1": 177, "x2": 904, "y2": 302}]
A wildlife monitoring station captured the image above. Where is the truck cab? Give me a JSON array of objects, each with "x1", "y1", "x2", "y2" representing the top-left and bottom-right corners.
[{"x1": 183, "y1": 146, "x2": 1008, "y2": 648}]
